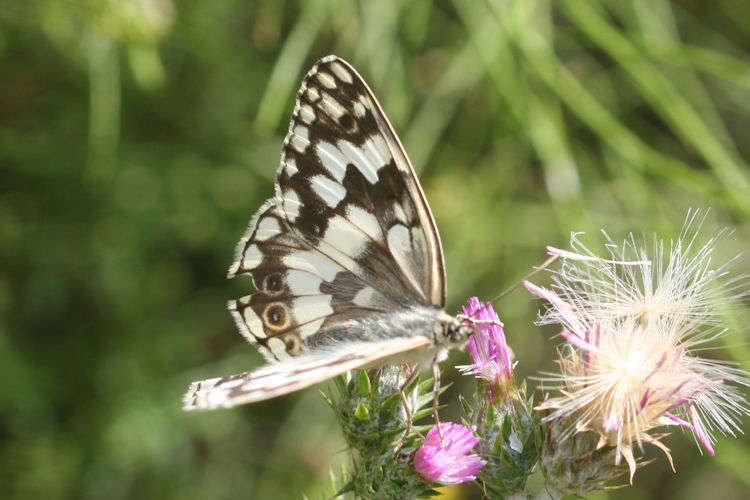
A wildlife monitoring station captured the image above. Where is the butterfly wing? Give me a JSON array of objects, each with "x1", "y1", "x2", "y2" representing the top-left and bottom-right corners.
[
  {"x1": 183, "y1": 335, "x2": 433, "y2": 410},
  {"x1": 275, "y1": 56, "x2": 446, "y2": 306},
  {"x1": 228, "y1": 56, "x2": 447, "y2": 361}
]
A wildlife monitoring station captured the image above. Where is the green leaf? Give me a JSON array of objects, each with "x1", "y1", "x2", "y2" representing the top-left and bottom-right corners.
[
  {"x1": 354, "y1": 402, "x2": 370, "y2": 421},
  {"x1": 358, "y1": 370, "x2": 371, "y2": 396}
]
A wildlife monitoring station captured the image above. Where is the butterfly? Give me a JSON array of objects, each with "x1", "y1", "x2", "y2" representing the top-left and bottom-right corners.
[{"x1": 182, "y1": 55, "x2": 472, "y2": 410}]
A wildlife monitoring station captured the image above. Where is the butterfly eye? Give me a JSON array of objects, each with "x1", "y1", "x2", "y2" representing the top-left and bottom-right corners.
[{"x1": 448, "y1": 324, "x2": 473, "y2": 343}]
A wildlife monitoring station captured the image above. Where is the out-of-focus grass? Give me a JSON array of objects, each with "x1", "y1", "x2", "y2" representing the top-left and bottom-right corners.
[{"x1": 1, "y1": 1, "x2": 749, "y2": 498}]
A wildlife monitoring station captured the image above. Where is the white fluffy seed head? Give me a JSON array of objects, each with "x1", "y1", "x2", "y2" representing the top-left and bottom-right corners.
[{"x1": 535, "y1": 210, "x2": 750, "y2": 478}]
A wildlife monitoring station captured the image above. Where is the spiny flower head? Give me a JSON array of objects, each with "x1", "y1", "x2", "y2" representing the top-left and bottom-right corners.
[
  {"x1": 457, "y1": 297, "x2": 514, "y2": 398},
  {"x1": 414, "y1": 422, "x2": 486, "y2": 485},
  {"x1": 527, "y1": 212, "x2": 750, "y2": 479}
]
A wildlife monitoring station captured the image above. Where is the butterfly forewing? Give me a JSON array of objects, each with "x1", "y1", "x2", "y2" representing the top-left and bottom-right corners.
[
  {"x1": 184, "y1": 56, "x2": 453, "y2": 409},
  {"x1": 276, "y1": 57, "x2": 445, "y2": 306}
]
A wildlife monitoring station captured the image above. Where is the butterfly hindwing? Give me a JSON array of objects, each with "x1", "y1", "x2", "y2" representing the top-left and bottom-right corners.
[
  {"x1": 183, "y1": 335, "x2": 434, "y2": 409},
  {"x1": 229, "y1": 199, "x2": 409, "y2": 361}
]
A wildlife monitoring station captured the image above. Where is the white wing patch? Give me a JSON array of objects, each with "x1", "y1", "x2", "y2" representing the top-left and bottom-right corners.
[
  {"x1": 320, "y1": 214, "x2": 369, "y2": 261},
  {"x1": 310, "y1": 174, "x2": 347, "y2": 208},
  {"x1": 283, "y1": 157, "x2": 298, "y2": 175},
  {"x1": 290, "y1": 295, "x2": 334, "y2": 325},
  {"x1": 387, "y1": 224, "x2": 423, "y2": 293},
  {"x1": 362, "y1": 135, "x2": 391, "y2": 169},
  {"x1": 281, "y1": 250, "x2": 342, "y2": 282},
  {"x1": 238, "y1": 244, "x2": 262, "y2": 268},
  {"x1": 295, "y1": 317, "x2": 325, "y2": 340},
  {"x1": 267, "y1": 337, "x2": 288, "y2": 360},
  {"x1": 346, "y1": 205, "x2": 382, "y2": 241},
  {"x1": 233, "y1": 301, "x2": 264, "y2": 338},
  {"x1": 320, "y1": 92, "x2": 347, "y2": 121},
  {"x1": 317, "y1": 69, "x2": 337, "y2": 89},
  {"x1": 285, "y1": 269, "x2": 323, "y2": 296},
  {"x1": 353, "y1": 100, "x2": 366, "y2": 118},
  {"x1": 254, "y1": 216, "x2": 281, "y2": 241},
  {"x1": 338, "y1": 139, "x2": 379, "y2": 183},
  {"x1": 297, "y1": 103, "x2": 316, "y2": 124},
  {"x1": 290, "y1": 127, "x2": 310, "y2": 153},
  {"x1": 315, "y1": 140, "x2": 351, "y2": 182},
  {"x1": 329, "y1": 60, "x2": 353, "y2": 84},
  {"x1": 281, "y1": 188, "x2": 302, "y2": 222}
]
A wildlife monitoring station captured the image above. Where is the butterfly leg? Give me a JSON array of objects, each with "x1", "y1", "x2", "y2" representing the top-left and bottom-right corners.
[
  {"x1": 393, "y1": 365, "x2": 423, "y2": 454},
  {"x1": 431, "y1": 356, "x2": 444, "y2": 440}
]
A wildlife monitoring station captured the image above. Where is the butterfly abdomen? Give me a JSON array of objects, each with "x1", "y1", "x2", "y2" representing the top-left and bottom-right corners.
[{"x1": 310, "y1": 306, "x2": 444, "y2": 346}]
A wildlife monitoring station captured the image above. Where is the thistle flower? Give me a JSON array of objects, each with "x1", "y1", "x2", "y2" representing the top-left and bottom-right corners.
[
  {"x1": 326, "y1": 368, "x2": 441, "y2": 499},
  {"x1": 457, "y1": 297, "x2": 514, "y2": 398},
  {"x1": 414, "y1": 422, "x2": 486, "y2": 485},
  {"x1": 528, "y1": 212, "x2": 750, "y2": 481}
]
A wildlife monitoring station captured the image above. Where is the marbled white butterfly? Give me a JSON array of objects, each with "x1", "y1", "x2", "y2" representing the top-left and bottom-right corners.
[{"x1": 183, "y1": 56, "x2": 472, "y2": 410}]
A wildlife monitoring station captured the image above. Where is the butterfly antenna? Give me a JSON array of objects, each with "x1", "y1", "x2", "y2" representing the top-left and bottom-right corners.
[{"x1": 489, "y1": 254, "x2": 559, "y2": 304}]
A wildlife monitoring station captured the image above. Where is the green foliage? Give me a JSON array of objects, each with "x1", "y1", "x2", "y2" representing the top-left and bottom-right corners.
[
  {"x1": 541, "y1": 419, "x2": 632, "y2": 497},
  {"x1": 471, "y1": 387, "x2": 541, "y2": 498},
  {"x1": 2, "y1": 0, "x2": 750, "y2": 498},
  {"x1": 324, "y1": 368, "x2": 438, "y2": 500}
]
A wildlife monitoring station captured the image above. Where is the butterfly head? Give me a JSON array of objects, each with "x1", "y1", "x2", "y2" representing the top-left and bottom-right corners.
[{"x1": 435, "y1": 312, "x2": 474, "y2": 347}]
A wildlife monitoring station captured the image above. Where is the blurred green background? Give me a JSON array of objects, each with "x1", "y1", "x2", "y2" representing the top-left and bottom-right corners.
[{"x1": 2, "y1": 0, "x2": 750, "y2": 498}]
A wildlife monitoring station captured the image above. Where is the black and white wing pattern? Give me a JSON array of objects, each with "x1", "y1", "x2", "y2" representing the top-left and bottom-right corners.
[{"x1": 183, "y1": 56, "x2": 462, "y2": 410}]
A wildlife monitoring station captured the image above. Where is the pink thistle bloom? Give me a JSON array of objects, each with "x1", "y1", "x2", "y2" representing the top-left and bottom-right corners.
[
  {"x1": 414, "y1": 422, "x2": 486, "y2": 485},
  {"x1": 457, "y1": 297, "x2": 514, "y2": 396}
]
